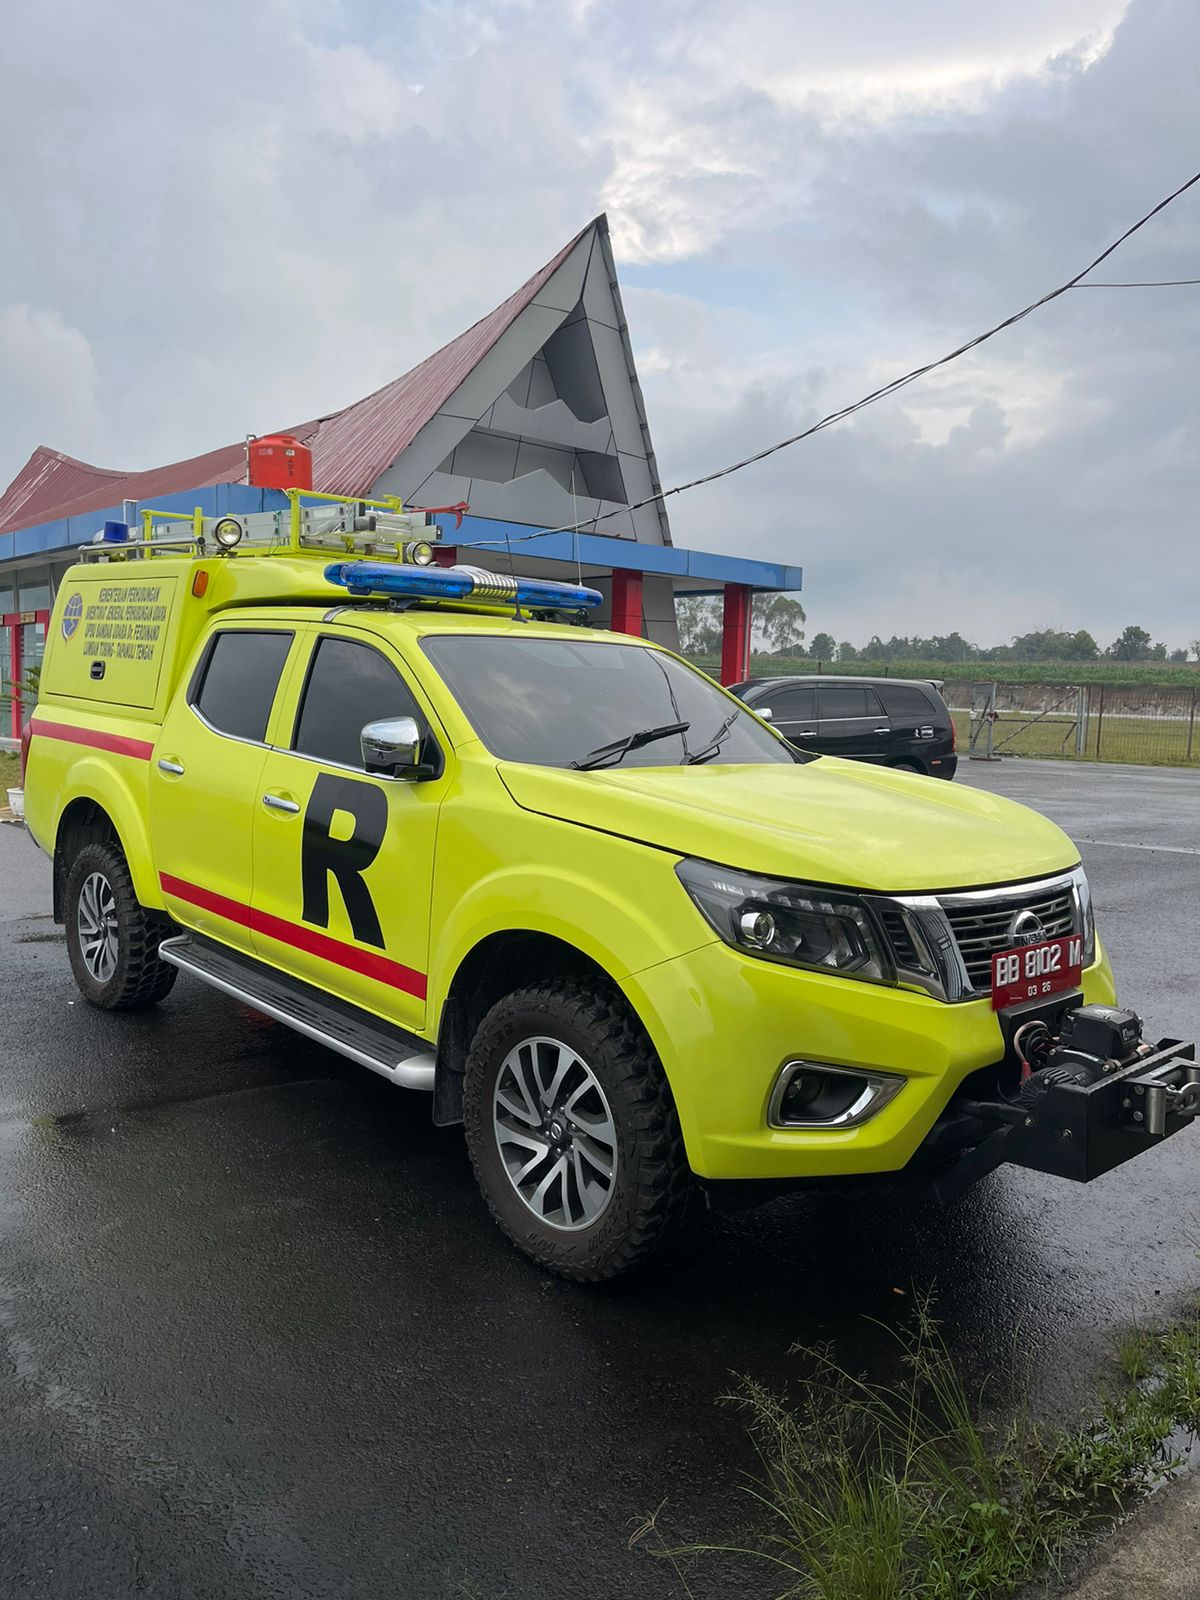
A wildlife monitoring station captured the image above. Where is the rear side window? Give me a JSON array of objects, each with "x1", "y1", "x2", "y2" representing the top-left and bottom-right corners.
[
  {"x1": 192, "y1": 630, "x2": 292, "y2": 743},
  {"x1": 762, "y1": 684, "x2": 817, "y2": 723},
  {"x1": 878, "y1": 684, "x2": 942, "y2": 721},
  {"x1": 293, "y1": 636, "x2": 425, "y2": 769},
  {"x1": 818, "y1": 685, "x2": 884, "y2": 719}
]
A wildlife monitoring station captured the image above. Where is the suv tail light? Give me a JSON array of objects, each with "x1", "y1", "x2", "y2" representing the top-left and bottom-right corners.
[{"x1": 950, "y1": 715, "x2": 957, "y2": 751}]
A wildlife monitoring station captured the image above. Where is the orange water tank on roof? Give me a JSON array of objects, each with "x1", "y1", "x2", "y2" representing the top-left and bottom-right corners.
[{"x1": 247, "y1": 433, "x2": 313, "y2": 491}]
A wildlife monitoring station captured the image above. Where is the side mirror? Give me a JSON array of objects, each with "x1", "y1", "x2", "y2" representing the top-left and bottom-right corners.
[
  {"x1": 361, "y1": 716, "x2": 423, "y2": 778},
  {"x1": 758, "y1": 706, "x2": 773, "y2": 723}
]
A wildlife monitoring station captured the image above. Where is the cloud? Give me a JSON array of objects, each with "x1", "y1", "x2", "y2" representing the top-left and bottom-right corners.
[{"x1": 0, "y1": 0, "x2": 1197, "y2": 646}]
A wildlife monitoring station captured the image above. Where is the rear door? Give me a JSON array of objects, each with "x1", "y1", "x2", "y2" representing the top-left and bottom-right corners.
[
  {"x1": 815, "y1": 684, "x2": 891, "y2": 761},
  {"x1": 151, "y1": 624, "x2": 298, "y2": 955},
  {"x1": 876, "y1": 682, "x2": 944, "y2": 764},
  {"x1": 250, "y1": 627, "x2": 450, "y2": 1034},
  {"x1": 751, "y1": 683, "x2": 818, "y2": 746}
]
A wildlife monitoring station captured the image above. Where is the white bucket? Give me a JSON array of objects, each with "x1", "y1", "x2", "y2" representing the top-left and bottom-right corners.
[{"x1": 5, "y1": 787, "x2": 24, "y2": 820}]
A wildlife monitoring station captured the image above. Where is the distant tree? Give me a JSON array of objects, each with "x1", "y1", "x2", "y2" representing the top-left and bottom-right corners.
[
  {"x1": 1009, "y1": 627, "x2": 1099, "y2": 662},
  {"x1": 1151, "y1": 641, "x2": 1168, "y2": 660},
  {"x1": 1191, "y1": 639, "x2": 1200, "y2": 662},
  {"x1": 756, "y1": 593, "x2": 806, "y2": 654},
  {"x1": 836, "y1": 641, "x2": 859, "y2": 662},
  {"x1": 808, "y1": 631, "x2": 837, "y2": 662},
  {"x1": 861, "y1": 634, "x2": 886, "y2": 659},
  {"x1": 1169, "y1": 647, "x2": 1188, "y2": 663},
  {"x1": 675, "y1": 595, "x2": 722, "y2": 656},
  {"x1": 1107, "y1": 624, "x2": 1154, "y2": 661}
]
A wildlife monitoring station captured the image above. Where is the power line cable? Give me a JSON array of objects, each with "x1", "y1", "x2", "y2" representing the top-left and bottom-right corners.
[
  {"x1": 1070, "y1": 276, "x2": 1200, "y2": 286},
  {"x1": 471, "y1": 167, "x2": 1200, "y2": 549}
]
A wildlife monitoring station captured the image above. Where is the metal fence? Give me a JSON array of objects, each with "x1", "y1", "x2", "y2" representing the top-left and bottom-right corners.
[{"x1": 957, "y1": 682, "x2": 1200, "y2": 768}]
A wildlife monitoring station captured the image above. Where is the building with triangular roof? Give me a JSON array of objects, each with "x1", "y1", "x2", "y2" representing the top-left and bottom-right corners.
[{"x1": 1, "y1": 216, "x2": 800, "y2": 737}]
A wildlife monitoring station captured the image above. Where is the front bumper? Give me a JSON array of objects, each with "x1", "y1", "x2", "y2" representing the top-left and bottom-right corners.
[{"x1": 623, "y1": 937, "x2": 1118, "y2": 1181}]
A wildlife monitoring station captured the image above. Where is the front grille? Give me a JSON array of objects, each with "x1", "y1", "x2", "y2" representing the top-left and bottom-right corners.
[{"x1": 940, "y1": 886, "x2": 1077, "y2": 992}]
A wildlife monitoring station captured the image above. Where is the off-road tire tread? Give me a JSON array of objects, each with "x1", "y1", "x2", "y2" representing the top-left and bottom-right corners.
[
  {"x1": 463, "y1": 979, "x2": 692, "y2": 1282},
  {"x1": 65, "y1": 842, "x2": 177, "y2": 1011}
]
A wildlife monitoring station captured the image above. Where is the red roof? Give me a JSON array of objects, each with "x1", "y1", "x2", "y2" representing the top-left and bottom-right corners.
[{"x1": 0, "y1": 219, "x2": 597, "y2": 538}]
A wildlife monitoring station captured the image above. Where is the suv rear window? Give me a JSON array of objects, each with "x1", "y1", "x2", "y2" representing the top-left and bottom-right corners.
[
  {"x1": 192, "y1": 630, "x2": 292, "y2": 743},
  {"x1": 877, "y1": 684, "x2": 944, "y2": 721}
]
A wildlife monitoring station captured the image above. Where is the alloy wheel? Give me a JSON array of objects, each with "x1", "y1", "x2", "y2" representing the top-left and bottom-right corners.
[
  {"x1": 492, "y1": 1035, "x2": 618, "y2": 1231},
  {"x1": 77, "y1": 871, "x2": 119, "y2": 984}
]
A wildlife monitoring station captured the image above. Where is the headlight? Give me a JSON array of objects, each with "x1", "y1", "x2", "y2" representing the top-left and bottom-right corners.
[{"x1": 675, "y1": 859, "x2": 893, "y2": 983}]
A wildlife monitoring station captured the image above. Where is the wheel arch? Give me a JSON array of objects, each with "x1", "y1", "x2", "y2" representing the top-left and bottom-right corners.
[
  {"x1": 433, "y1": 930, "x2": 629, "y2": 1127},
  {"x1": 52, "y1": 769, "x2": 161, "y2": 923}
]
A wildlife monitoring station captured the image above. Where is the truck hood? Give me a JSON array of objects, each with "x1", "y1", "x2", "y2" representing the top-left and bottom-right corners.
[{"x1": 497, "y1": 758, "x2": 1079, "y2": 893}]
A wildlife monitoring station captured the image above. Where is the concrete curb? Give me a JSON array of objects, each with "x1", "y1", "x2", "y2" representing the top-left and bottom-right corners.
[{"x1": 1056, "y1": 1475, "x2": 1200, "y2": 1599}]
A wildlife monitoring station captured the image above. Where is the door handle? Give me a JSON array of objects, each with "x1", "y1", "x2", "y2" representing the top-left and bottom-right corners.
[
  {"x1": 157, "y1": 758, "x2": 185, "y2": 775},
  {"x1": 262, "y1": 793, "x2": 301, "y2": 814},
  {"x1": 873, "y1": 727, "x2": 890, "y2": 735},
  {"x1": 799, "y1": 730, "x2": 817, "y2": 738}
]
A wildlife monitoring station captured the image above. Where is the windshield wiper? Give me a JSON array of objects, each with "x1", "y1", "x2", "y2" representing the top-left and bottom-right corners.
[
  {"x1": 685, "y1": 706, "x2": 742, "y2": 765},
  {"x1": 569, "y1": 721, "x2": 691, "y2": 772}
]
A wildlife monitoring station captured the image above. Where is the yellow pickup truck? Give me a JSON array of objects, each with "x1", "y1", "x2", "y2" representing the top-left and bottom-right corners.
[{"x1": 21, "y1": 499, "x2": 1198, "y2": 1279}]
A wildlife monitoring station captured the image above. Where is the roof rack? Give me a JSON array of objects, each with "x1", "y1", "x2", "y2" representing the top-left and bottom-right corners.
[{"x1": 76, "y1": 489, "x2": 443, "y2": 565}]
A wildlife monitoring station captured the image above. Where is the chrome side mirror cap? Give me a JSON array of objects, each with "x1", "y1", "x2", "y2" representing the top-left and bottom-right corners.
[
  {"x1": 361, "y1": 716, "x2": 423, "y2": 777},
  {"x1": 758, "y1": 706, "x2": 773, "y2": 722}
]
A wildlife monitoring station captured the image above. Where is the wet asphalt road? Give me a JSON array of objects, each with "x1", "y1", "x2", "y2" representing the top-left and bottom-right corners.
[{"x1": 0, "y1": 760, "x2": 1197, "y2": 1600}]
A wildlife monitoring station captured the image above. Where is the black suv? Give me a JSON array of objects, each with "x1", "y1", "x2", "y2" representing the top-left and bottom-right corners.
[{"x1": 730, "y1": 675, "x2": 958, "y2": 779}]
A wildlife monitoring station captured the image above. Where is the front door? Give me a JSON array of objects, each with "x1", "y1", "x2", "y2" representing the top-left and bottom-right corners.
[
  {"x1": 151, "y1": 625, "x2": 298, "y2": 955},
  {"x1": 250, "y1": 629, "x2": 448, "y2": 1035},
  {"x1": 816, "y1": 683, "x2": 892, "y2": 762},
  {"x1": 756, "y1": 683, "x2": 818, "y2": 747}
]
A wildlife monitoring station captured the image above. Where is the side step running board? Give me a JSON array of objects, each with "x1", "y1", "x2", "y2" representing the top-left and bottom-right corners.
[{"x1": 159, "y1": 932, "x2": 436, "y2": 1091}]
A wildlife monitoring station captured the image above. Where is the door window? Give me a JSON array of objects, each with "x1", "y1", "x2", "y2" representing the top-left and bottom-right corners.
[
  {"x1": 191, "y1": 631, "x2": 293, "y2": 742},
  {"x1": 762, "y1": 684, "x2": 817, "y2": 724},
  {"x1": 293, "y1": 636, "x2": 426, "y2": 770},
  {"x1": 818, "y1": 685, "x2": 885, "y2": 720}
]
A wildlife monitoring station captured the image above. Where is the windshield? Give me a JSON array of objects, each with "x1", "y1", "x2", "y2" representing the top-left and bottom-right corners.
[{"x1": 421, "y1": 635, "x2": 800, "y2": 769}]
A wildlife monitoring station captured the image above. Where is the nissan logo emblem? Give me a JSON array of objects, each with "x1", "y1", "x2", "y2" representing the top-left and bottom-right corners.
[{"x1": 1008, "y1": 908, "x2": 1047, "y2": 946}]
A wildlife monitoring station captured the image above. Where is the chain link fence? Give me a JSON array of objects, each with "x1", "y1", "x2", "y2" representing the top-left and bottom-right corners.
[{"x1": 956, "y1": 682, "x2": 1200, "y2": 767}]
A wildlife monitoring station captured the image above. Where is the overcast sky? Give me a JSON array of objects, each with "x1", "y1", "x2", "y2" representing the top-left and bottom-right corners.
[{"x1": 2, "y1": 0, "x2": 1198, "y2": 649}]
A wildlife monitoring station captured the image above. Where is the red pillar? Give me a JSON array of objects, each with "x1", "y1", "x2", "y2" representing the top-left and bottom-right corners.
[
  {"x1": 7, "y1": 618, "x2": 20, "y2": 740},
  {"x1": 720, "y1": 584, "x2": 752, "y2": 685},
  {"x1": 610, "y1": 569, "x2": 643, "y2": 636}
]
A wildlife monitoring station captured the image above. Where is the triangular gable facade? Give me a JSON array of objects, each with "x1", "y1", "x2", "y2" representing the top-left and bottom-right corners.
[
  {"x1": 0, "y1": 216, "x2": 670, "y2": 548},
  {"x1": 372, "y1": 218, "x2": 671, "y2": 545}
]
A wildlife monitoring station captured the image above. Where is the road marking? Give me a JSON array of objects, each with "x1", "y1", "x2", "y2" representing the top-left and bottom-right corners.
[{"x1": 1075, "y1": 838, "x2": 1200, "y2": 856}]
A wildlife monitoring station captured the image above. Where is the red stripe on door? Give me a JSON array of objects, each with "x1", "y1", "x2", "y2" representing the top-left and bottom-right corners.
[
  {"x1": 158, "y1": 872, "x2": 427, "y2": 1000},
  {"x1": 30, "y1": 718, "x2": 155, "y2": 761}
]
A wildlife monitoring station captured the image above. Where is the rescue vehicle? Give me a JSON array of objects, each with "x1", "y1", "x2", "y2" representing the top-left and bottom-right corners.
[{"x1": 20, "y1": 492, "x2": 1199, "y2": 1279}]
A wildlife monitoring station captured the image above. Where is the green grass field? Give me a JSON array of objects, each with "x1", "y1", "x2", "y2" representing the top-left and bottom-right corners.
[
  {"x1": 0, "y1": 751, "x2": 18, "y2": 791},
  {"x1": 692, "y1": 654, "x2": 1200, "y2": 690}
]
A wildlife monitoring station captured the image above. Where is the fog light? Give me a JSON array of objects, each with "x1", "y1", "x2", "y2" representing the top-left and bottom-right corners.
[{"x1": 768, "y1": 1061, "x2": 905, "y2": 1129}]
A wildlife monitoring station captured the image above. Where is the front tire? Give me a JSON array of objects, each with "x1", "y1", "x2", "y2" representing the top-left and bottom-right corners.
[
  {"x1": 463, "y1": 980, "x2": 692, "y2": 1281},
  {"x1": 64, "y1": 841, "x2": 177, "y2": 1010}
]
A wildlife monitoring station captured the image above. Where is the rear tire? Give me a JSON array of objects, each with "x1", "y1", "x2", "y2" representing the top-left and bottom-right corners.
[
  {"x1": 463, "y1": 979, "x2": 692, "y2": 1281},
  {"x1": 64, "y1": 841, "x2": 177, "y2": 1010}
]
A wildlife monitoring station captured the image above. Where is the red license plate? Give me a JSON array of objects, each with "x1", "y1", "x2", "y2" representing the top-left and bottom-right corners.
[{"x1": 991, "y1": 934, "x2": 1084, "y2": 1010}]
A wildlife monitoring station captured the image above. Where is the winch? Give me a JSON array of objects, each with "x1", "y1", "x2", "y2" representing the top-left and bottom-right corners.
[{"x1": 930, "y1": 1003, "x2": 1199, "y2": 1196}]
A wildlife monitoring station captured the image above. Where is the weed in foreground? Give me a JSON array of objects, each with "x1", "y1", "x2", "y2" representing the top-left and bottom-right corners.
[{"x1": 637, "y1": 1294, "x2": 1200, "y2": 1600}]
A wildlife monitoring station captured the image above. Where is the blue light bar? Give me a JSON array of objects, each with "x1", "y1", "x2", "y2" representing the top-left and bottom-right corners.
[{"x1": 325, "y1": 561, "x2": 603, "y2": 610}]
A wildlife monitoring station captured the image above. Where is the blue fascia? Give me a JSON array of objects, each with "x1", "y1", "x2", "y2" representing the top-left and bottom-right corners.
[
  {"x1": 436, "y1": 513, "x2": 803, "y2": 593},
  {"x1": 2, "y1": 494, "x2": 802, "y2": 595},
  {"x1": 0, "y1": 484, "x2": 288, "y2": 565}
]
